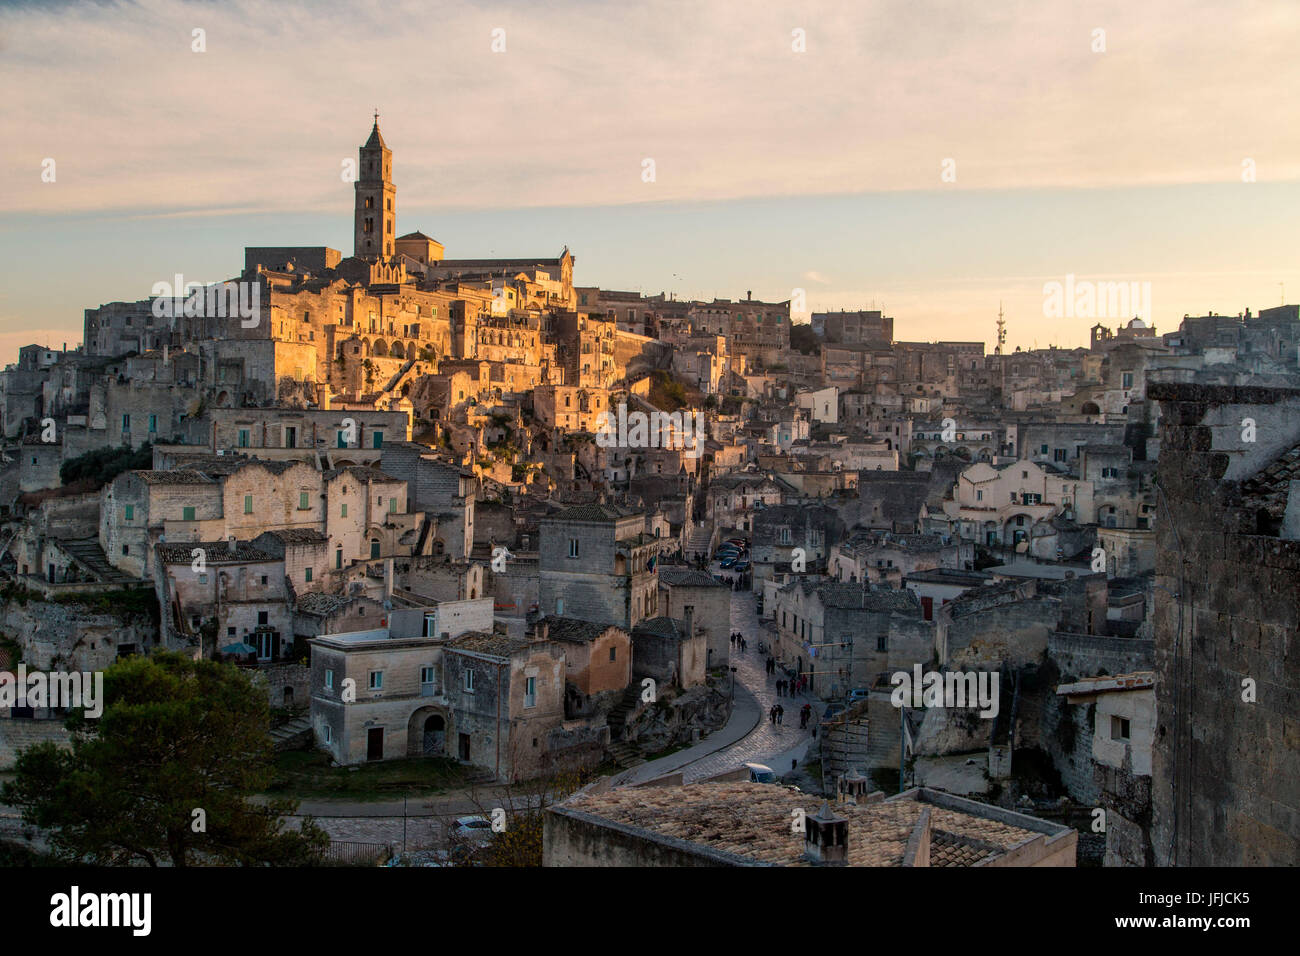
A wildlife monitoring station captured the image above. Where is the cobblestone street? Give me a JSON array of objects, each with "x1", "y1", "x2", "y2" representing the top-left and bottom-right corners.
[{"x1": 616, "y1": 578, "x2": 824, "y2": 785}]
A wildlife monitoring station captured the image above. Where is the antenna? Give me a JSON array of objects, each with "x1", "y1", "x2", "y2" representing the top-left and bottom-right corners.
[{"x1": 995, "y1": 302, "x2": 1007, "y2": 356}]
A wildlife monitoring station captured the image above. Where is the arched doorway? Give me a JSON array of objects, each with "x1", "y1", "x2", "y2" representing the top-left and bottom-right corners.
[{"x1": 408, "y1": 706, "x2": 449, "y2": 756}]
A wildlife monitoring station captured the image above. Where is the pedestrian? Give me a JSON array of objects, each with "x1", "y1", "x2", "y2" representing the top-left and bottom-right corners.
[
  {"x1": 776, "y1": 704, "x2": 784, "y2": 725},
  {"x1": 769, "y1": 705, "x2": 777, "y2": 725},
  {"x1": 791, "y1": 758, "x2": 798, "y2": 772},
  {"x1": 811, "y1": 724, "x2": 817, "y2": 740}
]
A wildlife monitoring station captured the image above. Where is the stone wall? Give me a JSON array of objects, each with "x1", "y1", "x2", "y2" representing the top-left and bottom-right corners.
[
  {"x1": 1047, "y1": 632, "x2": 1153, "y2": 681},
  {"x1": 1148, "y1": 382, "x2": 1300, "y2": 866}
]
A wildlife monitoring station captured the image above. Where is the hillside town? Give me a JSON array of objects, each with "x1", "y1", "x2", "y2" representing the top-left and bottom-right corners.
[{"x1": 0, "y1": 120, "x2": 1295, "y2": 869}]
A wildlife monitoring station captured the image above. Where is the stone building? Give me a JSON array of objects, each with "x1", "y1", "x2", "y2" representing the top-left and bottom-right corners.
[
  {"x1": 656, "y1": 567, "x2": 731, "y2": 667},
  {"x1": 1147, "y1": 382, "x2": 1300, "y2": 866},
  {"x1": 544, "y1": 783, "x2": 1076, "y2": 867},
  {"x1": 535, "y1": 616, "x2": 633, "y2": 716},
  {"x1": 538, "y1": 503, "x2": 659, "y2": 629},
  {"x1": 1057, "y1": 672, "x2": 1155, "y2": 866},
  {"x1": 772, "y1": 581, "x2": 930, "y2": 697}
]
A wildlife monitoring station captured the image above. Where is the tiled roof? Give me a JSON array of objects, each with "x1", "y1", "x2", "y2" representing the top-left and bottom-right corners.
[
  {"x1": 657, "y1": 567, "x2": 726, "y2": 588},
  {"x1": 545, "y1": 502, "x2": 642, "y2": 523},
  {"x1": 157, "y1": 540, "x2": 273, "y2": 563},
  {"x1": 262, "y1": 528, "x2": 328, "y2": 544},
  {"x1": 563, "y1": 784, "x2": 1046, "y2": 867},
  {"x1": 134, "y1": 470, "x2": 213, "y2": 485},
  {"x1": 632, "y1": 616, "x2": 687, "y2": 641},
  {"x1": 543, "y1": 616, "x2": 621, "y2": 643},
  {"x1": 449, "y1": 631, "x2": 531, "y2": 658},
  {"x1": 1241, "y1": 443, "x2": 1300, "y2": 519}
]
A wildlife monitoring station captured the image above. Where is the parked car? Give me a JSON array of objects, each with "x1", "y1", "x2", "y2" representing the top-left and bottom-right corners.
[
  {"x1": 847, "y1": 688, "x2": 869, "y2": 703},
  {"x1": 447, "y1": 815, "x2": 494, "y2": 848},
  {"x1": 746, "y1": 763, "x2": 778, "y2": 784},
  {"x1": 720, "y1": 557, "x2": 737, "y2": 569},
  {"x1": 733, "y1": 560, "x2": 750, "y2": 572},
  {"x1": 728, "y1": 538, "x2": 747, "y2": 546}
]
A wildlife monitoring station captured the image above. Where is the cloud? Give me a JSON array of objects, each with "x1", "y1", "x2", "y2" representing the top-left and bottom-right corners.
[
  {"x1": 801, "y1": 270, "x2": 831, "y2": 285},
  {"x1": 3, "y1": 0, "x2": 1298, "y2": 220}
]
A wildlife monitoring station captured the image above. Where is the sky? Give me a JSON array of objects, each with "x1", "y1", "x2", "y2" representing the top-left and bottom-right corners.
[{"x1": 2, "y1": 0, "x2": 1299, "y2": 364}]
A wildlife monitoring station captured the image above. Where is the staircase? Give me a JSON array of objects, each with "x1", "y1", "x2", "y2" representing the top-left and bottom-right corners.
[
  {"x1": 57, "y1": 537, "x2": 137, "y2": 584},
  {"x1": 607, "y1": 740, "x2": 645, "y2": 769},
  {"x1": 270, "y1": 717, "x2": 312, "y2": 751},
  {"x1": 605, "y1": 686, "x2": 645, "y2": 767},
  {"x1": 685, "y1": 522, "x2": 713, "y2": 560}
]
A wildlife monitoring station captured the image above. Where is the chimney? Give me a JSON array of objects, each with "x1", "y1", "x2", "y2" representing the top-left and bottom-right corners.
[
  {"x1": 804, "y1": 800, "x2": 849, "y2": 866},
  {"x1": 838, "y1": 768, "x2": 869, "y2": 805},
  {"x1": 746, "y1": 290, "x2": 752, "y2": 301},
  {"x1": 384, "y1": 557, "x2": 394, "y2": 601}
]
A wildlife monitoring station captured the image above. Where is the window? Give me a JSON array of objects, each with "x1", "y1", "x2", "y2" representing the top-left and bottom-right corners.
[
  {"x1": 255, "y1": 631, "x2": 273, "y2": 661},
  {"x1": 369, "y1": 671, "x2": 383, "y2": 691},
  {"x1": 1111, "y1": 715, "x2": 1131, "y2": 741},
  {"x1": 877, "y1": 635, "x2": 887, "y2": 652},
  {"x1": 335, "y1": 548, "x2": 343, "y2": 569},
  {"x1": 198, "y1": 574, "x2": 208, "y2": 584},
  {"x1": 1122, "y1": 372, "x2": 1134, "y2": 389},
  {"x1": 122, "y1": 545, "x2": 129, "y2": 556},
  {"x1": 305, "y1": 567, "x2": 313, "y2": 583},
  {"x1": 556, "y1": 598, "x2": 564, "y2": 615},
  {"x1": 148, "y1": 414, "x2": 157, "y2": 432},
  {"x1": 975, "y1": 490, "x2": 983, "y2": 502},
  {"x1": 388, "y1": 497, "x2": 397, "y2": 513},
  {"x1": 323, "y1": 724, "x2": 332, "y2": 744},
  {"x1": 463, "y1": 669, "x2": 475, "y2": 693},
  {"x1": 609, "y1": 646, "x2": 617, "y2": 662},
  {"x1": 238, "y1": 429, "x2": 250, "y2": 447},
  {"x1": 370, "y1": 540, "x2": 381, "y2": 559},
  {"x1": 525, "y1": 676, "x2": 536, "y2": 708},
  {"x1": 341, "y1": 503, "x2": 348, "y2": 518},
  {"x1": 568, "y1": 538, "x2": 579, "y2": 559},
  {"x1": 124, "y1": 504, "x2": 134, "y2": 521},
  {"x1": 324, "y1": 669, "x2": 334, "y2": 690},
  {"x1": 372, "y1": 431, "x2": 384, "y2": 449},
  {"x1": 337, "y1": 431, "x2": 348, "y2": 448},
  {"x1": 257, "y1": 611, "x2": 269, "y2": 626},
  {"x1": 182, "y1": 506, "x2": 195, "y2": 521},
  {"x1": 244, "y1": 495, "x2": 253, "y2": 514},
  {"x1": 1040, "y1": 444, "x2": 1048, "y2": 455},
  {"x1": 122, "y1": 414, "x2": 130, "y2": 430},
  {"x1": 299, "y1": 492, "x2": 310, "y2": 510}
]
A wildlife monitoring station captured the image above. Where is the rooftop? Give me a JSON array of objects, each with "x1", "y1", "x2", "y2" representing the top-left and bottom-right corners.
[{"x1": 559, "y1": 784, "x2": 1069, "y2": 867}]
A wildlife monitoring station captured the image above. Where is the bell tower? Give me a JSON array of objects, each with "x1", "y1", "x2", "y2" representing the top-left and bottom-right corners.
[{"x1": 354, "y1": 113, "x2": 396, "y2": 260}]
